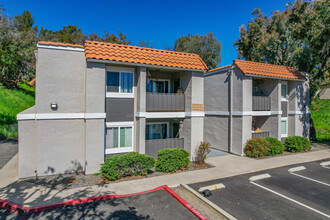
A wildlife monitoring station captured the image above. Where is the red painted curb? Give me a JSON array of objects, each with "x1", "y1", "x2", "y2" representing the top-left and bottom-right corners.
[
  {"x1": 163, "y1": 185, "x2": 207, "y2": 220},
  {"x1": 0, "y1": 185, "x2": 207, "y2": 219}
]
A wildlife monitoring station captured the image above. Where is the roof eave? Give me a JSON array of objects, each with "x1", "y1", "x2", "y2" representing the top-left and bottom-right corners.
[
  {"x1": 86, "y1": 58, "x2": 206, "y2": 73},
  {"x1": 245, "y1": 73, "x2": 306, "y2": 81}
]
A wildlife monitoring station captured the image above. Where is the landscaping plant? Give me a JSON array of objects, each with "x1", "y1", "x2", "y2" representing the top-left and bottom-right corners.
[
  {"x1": 265, "y1": 137, "x2": 285, "y2": 156},
  {"x1": 244, "y1": 137, "x2": 271, "y2": 158},
  {"x1": 155, "y1": 148, "x2": 190, "y2": 173},
  {"x1": 195, "y1": 142, "x2": 211, "y2": 163},
  {"x1": 285, "y1": 136, "x2": 311, "y2": 152},
  {"x1": 100, "y1": 152, "x2": 155, "y2": 181}
]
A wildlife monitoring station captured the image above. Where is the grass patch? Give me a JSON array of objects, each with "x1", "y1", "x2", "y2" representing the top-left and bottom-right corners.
[
  {"x1": 311, "y1": 99, "x2": 330, "y2": 144},
  {"x1": 0, "y1": 83, "x2": 35, "y2": 140}
]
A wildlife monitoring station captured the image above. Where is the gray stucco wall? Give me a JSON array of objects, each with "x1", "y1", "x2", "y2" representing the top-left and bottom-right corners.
[
  {"x1": 18, "y1": 120, "x2": 37, "y2": 178},
  {"x1": 204, "y1": 116, "x2": 229, "y2": 151},
  {"x1": 204, "y1": 71, "x2": 230, "y2": 112},
  {"x1": 36, "y1": 119, "x2": 85, "y2": 177},
  {"x1": 36, "y1": 48, "x2": 86, "y2": 113}
]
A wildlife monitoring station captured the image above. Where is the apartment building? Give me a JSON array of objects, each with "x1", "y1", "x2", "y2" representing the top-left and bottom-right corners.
[
  {"x1": 204, "y1": 60, "x2": 310, "y2": 155},
  {"x1": 17, "y1": 41, "x2": 207, "y2": 178}
]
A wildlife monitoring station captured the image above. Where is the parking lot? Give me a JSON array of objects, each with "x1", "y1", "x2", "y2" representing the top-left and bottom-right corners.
[
  {"x1": 189, "y1": 159, "x2": 330, "y2": 220},
  {"x1": 0, "y1": 188, "x2": 202, "y2": 220}
]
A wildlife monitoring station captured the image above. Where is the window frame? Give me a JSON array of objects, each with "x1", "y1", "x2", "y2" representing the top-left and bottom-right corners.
[
  {"x1": 106, "y1": 66, "x2": 135, "y2": 98},
  {"x1": 146, "y1": 122, "x2": 170, "y2": 140},
  {"x1": 281, "y1": 117, "x2": 288, "y2": 138},
  {"x1": 105, "y1": 121, "x2": 134, "y2": 154},
  {"x1": 147, "y1": 78, "x2": 171, "y2": 93},
  {"x1": 281, "y1": 81, "x2": 288, "y2": 101}
]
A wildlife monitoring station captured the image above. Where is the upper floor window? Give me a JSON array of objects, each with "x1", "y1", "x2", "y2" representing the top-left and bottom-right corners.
[
  {"x1": 107, "y1": 71, "x2": 133, "y2": 93},
  {"x1": 281, "y1": 82, "x2": 288, "y2": 100},
  {"x1": 147, "y1": 79, "x2": 170, "y2": 93}
]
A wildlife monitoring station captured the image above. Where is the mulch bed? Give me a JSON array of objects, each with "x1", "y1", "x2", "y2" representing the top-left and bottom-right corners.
[{"x1": 21, "y1": 162, "x2": 213, "y2": 191}]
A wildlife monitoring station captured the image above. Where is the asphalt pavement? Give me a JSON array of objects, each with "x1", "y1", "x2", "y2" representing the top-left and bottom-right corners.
[{"x1": 189, "y1": 159, "x2": 330, "y2": 220}]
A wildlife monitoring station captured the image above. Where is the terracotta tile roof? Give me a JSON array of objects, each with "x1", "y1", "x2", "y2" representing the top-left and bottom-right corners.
[
  {"x1": 38, "y1": 41, "x2": 84, "y2": 48},
  {"x1": 208, "y1": 65, "x2": 233, "y2": 73},
  {"x1": 234, "y1": 59, "x2": 305, "y2": 80},
  {"x1": 84, "y1": 41, "x2": 208, "y2": 71}
]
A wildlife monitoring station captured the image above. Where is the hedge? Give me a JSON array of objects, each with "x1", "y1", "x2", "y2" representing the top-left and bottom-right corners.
[
  {"x1": 285, "y1": 136, "x2": 311, "y2": 152},
  {"x1": 155, "y1": 148, "x2": 190, "y2": 173},
  {"x1": 265, "y1": 137, "x2": 285, "y2": 156},
  {"x1": 100, "y1": 152, "x2": 155, "y2": 181}
]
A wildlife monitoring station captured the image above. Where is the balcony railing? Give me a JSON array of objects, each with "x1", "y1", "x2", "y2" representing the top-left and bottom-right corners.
[
  {"x1": 146, "y1": 93, "x2": 185, "y2": 112},
  {"x1": 253, "y1": 96, "x2": 271, "y2": 111},
  {"x1": 252, "y1": 131, "x2": 270, "y2": 138},
  {"x1": 145, "y1": 138, "x2": 184, "y2": 158}
]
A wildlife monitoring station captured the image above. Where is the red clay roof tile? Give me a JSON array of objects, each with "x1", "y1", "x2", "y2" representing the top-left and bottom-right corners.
[
  {"x1": 84, "y1": 41, "x2": 208, "y2": 70},
  {"x1": 234, "y1": 59, "x2": 305, "y2": 80}
]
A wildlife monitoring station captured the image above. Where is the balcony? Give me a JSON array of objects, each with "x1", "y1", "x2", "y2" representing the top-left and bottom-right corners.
[
  {"x1": 145, "y1": 138, "x2": 184, "y2": 158},
  {"x1": 253, "y1": 96, "x2": 271, "y2": 111},
  {"x1": 252, "y1": 131, "x2": 270, "y2": 138},
  {"x1": 146, "y1": 93, "x2": 185, "y2": 112}
]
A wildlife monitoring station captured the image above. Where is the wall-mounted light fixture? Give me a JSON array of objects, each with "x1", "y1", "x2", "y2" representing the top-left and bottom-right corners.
[{"x1": 50, "y1": 103, "x2": 58, "y2": 111}]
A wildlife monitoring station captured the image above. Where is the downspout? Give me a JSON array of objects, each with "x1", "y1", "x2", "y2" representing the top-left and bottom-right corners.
[{"x1": 229, "y1": 68, "x2": 234, "y2": 153}]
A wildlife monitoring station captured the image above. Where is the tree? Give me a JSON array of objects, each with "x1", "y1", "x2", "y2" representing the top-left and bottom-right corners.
[
  {"x1": 174, "y1": 33, "x2": 222, "y2": 69},
  {"x1": 138, "y1": 39, "x2": 153, "y2": 48},
  {"x1": 38, "y1": 27, "x2": 58, "y2": 42},
  {"x1": 234, "y1": 0, "x2": 330, "y2": 99},
  {"x1": 57, "y1": 25, "x2": 86, "y2": 44},
  {"x1": 14, "y1": 10, "x2": 35, "y2": 32}
]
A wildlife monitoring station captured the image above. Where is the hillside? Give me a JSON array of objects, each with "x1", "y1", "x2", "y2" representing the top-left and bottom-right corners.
[
  {"x1": 311, "y1": 99, "x2": 330, "y2": 144},
  {"x1": 0, "y1": 84, "x2": 35, "y2": 140}
]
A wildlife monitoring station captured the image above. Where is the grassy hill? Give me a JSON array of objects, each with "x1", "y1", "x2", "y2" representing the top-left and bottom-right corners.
[
  {"x1": 0, "y1": 83, "x2": 35, "y2": 140},
  {"x1": 311, "y1": 99, "x2": 330, "y2": 144}
]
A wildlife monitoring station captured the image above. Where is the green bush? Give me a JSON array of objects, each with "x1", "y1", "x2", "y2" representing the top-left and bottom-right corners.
[
  {"x1": 265, "y1": 137, "x2": 285, "y2": 156},
  {"x1": 100, "y1": 152, "x2": 155, "y2": 181},
  {"x1": 285, "y1": 136, "x2": 311, "y2": 152},
  {"x1": 155, "y1": 148, "x2": 190, "y2": 173},
  {"x1": 244, "y1": 138, "x2": 271, "y2": 158}
]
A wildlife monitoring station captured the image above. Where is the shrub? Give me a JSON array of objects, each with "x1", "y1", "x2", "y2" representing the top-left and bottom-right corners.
[
  {"x1": 285, "y1": 136, "x2": 311, "y2": 152},
  {"x1": 156, "y1": 148, "x2": 190, "y2": 173},
  {"x1": 265, "y1": 137, "x2": 285, "y2": 156},
  {"x1": 244, "y1": 138, "x2": 271, "y2": 158},
  {"x1": 100, "y1": 152, "x2": 155, "y2": 181},
  {"x1": 195, "y1": 142, "x2": 211, "y2": 163}
]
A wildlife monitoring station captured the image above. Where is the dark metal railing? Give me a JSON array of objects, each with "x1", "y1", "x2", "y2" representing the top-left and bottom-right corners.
[
  {"x1": 253, "y1": 96, "x2": 271, "y2": 111},
  {"x1": 146, "y1": 93, "x2": 185, "y2": 112}
]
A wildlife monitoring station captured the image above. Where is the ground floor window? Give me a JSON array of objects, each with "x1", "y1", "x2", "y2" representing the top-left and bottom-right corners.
[
  {"x1": 281, "y1": 118, "x2": 288, "y2": 137},
  {"x1": 146, "y1": 122, "x2": 169, "y2": 140},
  {"x1": 106, "y1": 122, "x2": 133, "y2": 154}
]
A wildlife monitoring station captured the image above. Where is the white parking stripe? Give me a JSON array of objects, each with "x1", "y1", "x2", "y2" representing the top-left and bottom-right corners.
[
  {"x1": 251, "y1": 181, "x2": 330, "y2": 219},
  {"x1": 290, "y1": 172, "x2": 330, "y2": 187}
]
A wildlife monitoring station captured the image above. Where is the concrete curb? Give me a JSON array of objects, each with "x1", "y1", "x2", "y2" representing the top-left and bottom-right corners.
[
  {"x1": 249, "y1": 173, "x2": 271, "y2": 182},
  {"x1": 320, "y1": 161, "x2": 330, "y2": 166},
  {"x1": 181, "y1": 183, "x2": 237, "y2": 220},
  {"x1": 198, "y1": 183, "x2": 225, "y2": 193}
]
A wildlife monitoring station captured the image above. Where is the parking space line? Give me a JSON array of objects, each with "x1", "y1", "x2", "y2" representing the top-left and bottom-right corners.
[
  {"x1": 290, "y1": 172, "x2": 330, "y2": 187},
  {"x1": 250, "y1": 181, "x2": 330, "y2": 219}
]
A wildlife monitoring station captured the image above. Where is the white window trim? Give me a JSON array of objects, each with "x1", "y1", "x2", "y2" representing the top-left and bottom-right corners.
[
  {"x1": 146, "y1": 122, "x2": 170, "y2": 140},
  {"x1": 105, "y1": 121, "x2": 134, "y2": 154},
  {"x1": 147, "y1": 78, "x2": 171, "y2": 93},
  {"x1": 281, "y1": 117, "x2": 288, "y2": 138},
  {"x1": 106, "y1": 67, "x2": 135, "y2": 98},
  {"x1": 281, "y1": 81, "x2": 288, "y2": 101}
]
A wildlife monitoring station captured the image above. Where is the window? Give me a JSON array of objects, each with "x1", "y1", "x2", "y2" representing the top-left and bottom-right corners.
[
  {"x1": 106, "y1": 123, "x2": 133, "y2": 154},
  {"x1": 281, "y1": 119, "x2": 288, "y2": 137},
  {"x1": 107, "y1": 71, "x2": 133, "y2": 94},
  {"x1": 146, "y1": 79, "x2": 169, "y2": 93},
  {"x1": 146, "y1": 123, "x2": 169, "y2": 140},
  {"x1": 281, "y1": 83, "x2": 287, "y2": 100}
]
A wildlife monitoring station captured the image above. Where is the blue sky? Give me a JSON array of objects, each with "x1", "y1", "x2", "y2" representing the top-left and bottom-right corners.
[{"x1": 2, "y1": 0, "x2": 289, "y2": 66}]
